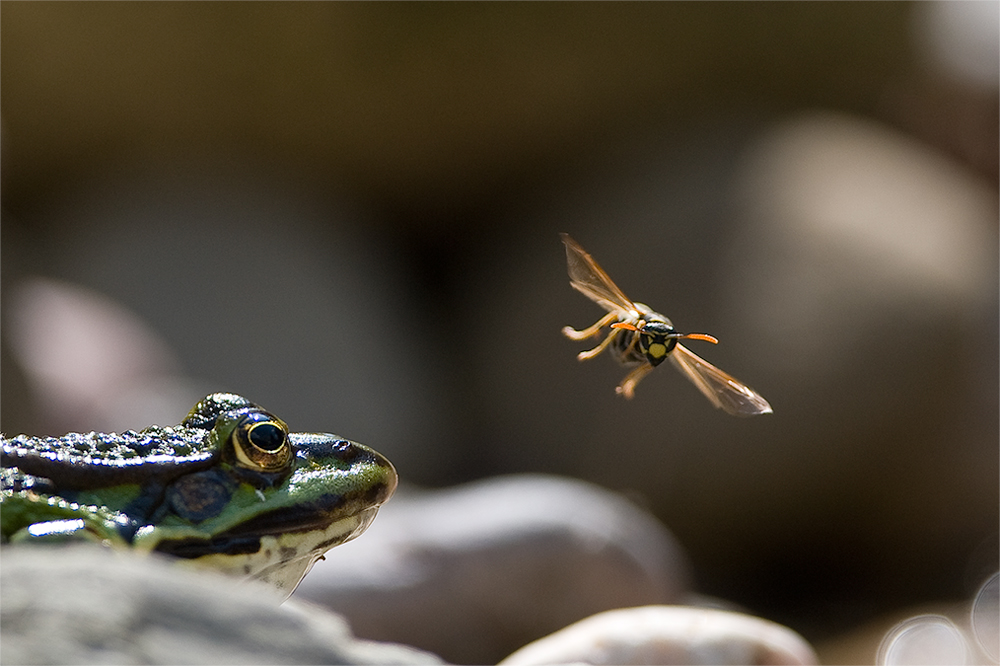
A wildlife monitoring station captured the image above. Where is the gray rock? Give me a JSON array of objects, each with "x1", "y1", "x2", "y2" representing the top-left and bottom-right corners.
[
  {"x1": 498, "y1": 605, "x2": 818, "y2": 666},
  {"x1": 0, "y1": 544, "x2": 443, "y2": 665},
  {"x1": 294, "y1": 474, "x2": 691, "y2": 665}
]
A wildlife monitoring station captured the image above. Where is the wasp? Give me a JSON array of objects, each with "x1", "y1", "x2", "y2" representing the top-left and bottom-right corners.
[{"x1": 560, "y1": 233, "x2": 772, "y2": 416}]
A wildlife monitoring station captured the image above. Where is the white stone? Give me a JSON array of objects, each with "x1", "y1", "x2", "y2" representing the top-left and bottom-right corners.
[{"x1": 499, "y1": 605, "x2": 818, "y2": 666}]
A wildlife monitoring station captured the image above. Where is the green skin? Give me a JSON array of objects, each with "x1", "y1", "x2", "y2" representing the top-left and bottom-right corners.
[{"x1": 1, "y1": 393, "x2": 397, "y2": 598}]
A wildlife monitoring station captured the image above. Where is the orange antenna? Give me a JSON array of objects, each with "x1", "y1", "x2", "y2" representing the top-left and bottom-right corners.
[{"x1": 675, "y1": 332, "x2": 719, "y2": 344}]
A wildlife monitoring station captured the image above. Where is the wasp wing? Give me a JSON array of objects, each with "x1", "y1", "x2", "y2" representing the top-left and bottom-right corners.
[
  {"x1": 669, "y1": 343, "x2": 773, "y2": 416},
  {"x1": 560, "y1": 233, "x2": 640, "y2": 318}
]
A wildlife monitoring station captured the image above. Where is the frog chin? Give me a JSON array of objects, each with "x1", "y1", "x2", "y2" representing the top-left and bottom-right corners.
[{"x1": 179, "y1": 505, "x2": 383, "y2": 600}]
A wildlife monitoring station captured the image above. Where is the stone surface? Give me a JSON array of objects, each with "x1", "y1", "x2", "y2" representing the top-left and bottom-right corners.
[
  {"x1": 498, "y1": 605, "x2": 818, "y2": 666},
  {"x1": 294, "y1": 474, "x2": 691, "y2": 665},
  {"x1": 0, "y1": 544, "x2": 443, "y2": 665}
]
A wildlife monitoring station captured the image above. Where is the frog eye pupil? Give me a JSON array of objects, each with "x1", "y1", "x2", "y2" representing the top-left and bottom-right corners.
[
  {"x1": 231, "y1": 414, "x2": 291, "y2": 472},
  {"x1": 248, "y1": 423, "x2": 285, "y2": 452}
]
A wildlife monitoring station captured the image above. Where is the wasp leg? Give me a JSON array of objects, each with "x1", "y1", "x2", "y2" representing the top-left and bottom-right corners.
[
  {"x1": 576, "y1": 326, "x2": 622, "y2": 361},
  {"x1": 616, "y1": 363, "x2": 654, "y2": 399},
  {"x1": 562, "y1": 312, "x2": 618, "y2": 340},
  {"x1": 619, "y1": 327, "x2": 641, "y2": 356}
]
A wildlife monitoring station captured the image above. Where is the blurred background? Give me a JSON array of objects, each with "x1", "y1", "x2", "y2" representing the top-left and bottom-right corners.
[{"x1": 2, "y1": 1, "x2": 996, "y2": 659}]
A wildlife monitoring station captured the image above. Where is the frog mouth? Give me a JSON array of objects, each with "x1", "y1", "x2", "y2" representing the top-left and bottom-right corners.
[{"x1": 159, "y1": 504, "x2": 386, "y2": 599}]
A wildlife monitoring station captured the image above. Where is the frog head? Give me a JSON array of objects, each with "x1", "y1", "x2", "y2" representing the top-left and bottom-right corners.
[
  {"x1": 2, "y1": 393, "x2": 396, "y2": 599},
  {"x1": 129, "y1": 393, "x2": 397, "y2": 596}
]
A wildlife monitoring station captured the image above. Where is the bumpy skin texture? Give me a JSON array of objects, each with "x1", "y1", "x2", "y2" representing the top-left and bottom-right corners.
[
  {"x1": 1, "y1": 393, "x2": 259, "y2": 496},
  {"x1": 3, "y1": 428, "x2": 216, "y2": 490}
]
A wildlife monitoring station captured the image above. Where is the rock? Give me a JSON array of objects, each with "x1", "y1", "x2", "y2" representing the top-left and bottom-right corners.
[
  {"x1": 294, "y1": 474, "x2": 690, "y2": 665},
  {"x1": 4, "y1": 276, "x2": 206, "y2": 436},
  {"x1": 0, "y1": 544, "x2": 443, "y2": 665},
  {"x1": 498, "y1": 605, "x2": 818, "y2": 666}
]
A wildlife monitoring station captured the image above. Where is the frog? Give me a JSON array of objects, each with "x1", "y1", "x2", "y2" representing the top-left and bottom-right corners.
[{"x1": 1, "y1": 393, "x2": 397, "y2": 599}]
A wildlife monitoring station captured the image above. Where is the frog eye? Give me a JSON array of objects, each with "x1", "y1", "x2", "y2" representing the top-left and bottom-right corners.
[{"x1": 232, "y1": 414, "x2": 291, "y2": 472}]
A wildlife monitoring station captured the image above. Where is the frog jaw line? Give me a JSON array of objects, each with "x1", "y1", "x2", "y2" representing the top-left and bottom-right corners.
[{"x1": 178, "y1": 505, "x2": 381, "y2": 597}]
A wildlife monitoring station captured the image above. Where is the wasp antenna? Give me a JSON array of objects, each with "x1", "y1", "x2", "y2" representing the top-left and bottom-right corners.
[
  {"x1": 611, "y1": 322, "x2": 639, "y2": 331},
  {"x1": 676, "y1": 333, "x2": 719, "y2": 344}
]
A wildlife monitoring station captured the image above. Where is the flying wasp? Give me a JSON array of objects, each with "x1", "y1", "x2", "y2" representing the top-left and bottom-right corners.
[{"x1": 560, "y1": 233, "x2": 772, "y2": 416}]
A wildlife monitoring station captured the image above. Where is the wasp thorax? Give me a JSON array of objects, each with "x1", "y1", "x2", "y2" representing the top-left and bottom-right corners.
[{"x1": 638, "y1": 319, "x2": 677, "y2": 366}]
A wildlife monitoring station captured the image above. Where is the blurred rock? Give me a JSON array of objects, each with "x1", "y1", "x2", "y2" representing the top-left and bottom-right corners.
[
  {"x1": 498, "y1": 605, "x2": 818, "y2": 666},
  {"x1": 876, "y1": 614, "x2": 971, "y2": 666},
  {"x1": 724, "y1": 112, "x2": 998, "y2": 607},
  {"x1": 294, "y1": 474, "x2": 690, "y2": 665},
  {"x1": 729, "y1": 112, "x2": 996, "y2": 365},
  {"x1": 970, "y1": 572, "x2": 999, "y2": 664},
  {"x1": 5, "y1": 276, "x2": 210, "y2": 436},
  {"x1": 914, "y1": 1, "x2": 999, "y2": 90},
  {"x1": 891, "y1": 1, "x2": 1000, "y2": 183},
  {"x1": 0, "y1": 544, "x2": 443, "y2": 665}
]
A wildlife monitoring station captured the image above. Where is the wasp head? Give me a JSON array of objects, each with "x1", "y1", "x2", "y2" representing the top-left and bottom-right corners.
[{"x1": 637, "y1": 317, "x2": 677, "y2": 367}]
